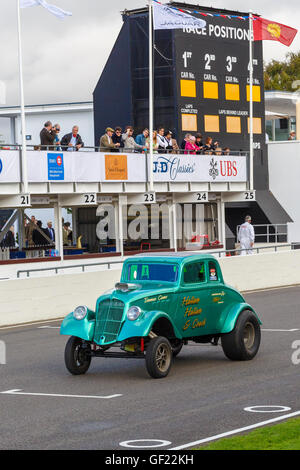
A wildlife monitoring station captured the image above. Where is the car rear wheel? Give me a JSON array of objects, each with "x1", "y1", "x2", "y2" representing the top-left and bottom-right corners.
[
  {"x1": 64, "y1": 336, "x2": 91, "y2": 375},
  {"x1": 145, "y1": 336, "x2": 173, "y2": 378},
  {"x1": 221, "y1": 310, "x2": 261, "y2": 361}
]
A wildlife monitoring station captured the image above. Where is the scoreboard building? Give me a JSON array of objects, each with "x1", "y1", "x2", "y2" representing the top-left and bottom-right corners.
[{"x1": 93, "y1": 1, "x2": 291, "y2": 247}]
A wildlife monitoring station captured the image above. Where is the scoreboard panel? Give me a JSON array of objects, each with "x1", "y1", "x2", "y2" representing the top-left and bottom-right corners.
[{"x1": 174, "y1": 15, "x2": 265, "y2": 153}]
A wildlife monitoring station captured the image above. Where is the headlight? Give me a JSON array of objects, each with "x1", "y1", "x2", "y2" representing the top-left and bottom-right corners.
[
  {"x1": 73, "y1": 305, "x2": 88, "y2": 320},
  {"x1": 127, "y1": 306, "x2": 142, "y2": 321}
]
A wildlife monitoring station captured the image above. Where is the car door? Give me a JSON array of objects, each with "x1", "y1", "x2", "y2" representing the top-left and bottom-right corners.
[
  {"x1": 176, "y1": 260, "x2": 211, "y2": 338},
  {"x1": 205, "y1": 260, "x2": 227, "y2": 333}
]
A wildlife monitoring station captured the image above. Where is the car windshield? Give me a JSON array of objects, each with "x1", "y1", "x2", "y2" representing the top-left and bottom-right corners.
[{"x1": 124, "y1": 263, "x2": 179, "y2": 283}]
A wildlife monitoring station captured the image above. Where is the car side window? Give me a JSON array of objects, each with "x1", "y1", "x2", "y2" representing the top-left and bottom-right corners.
[
  {"x1": 209, "y1": 261, "x2": 218, "y2": 281},
  {"x1": 183, "y1": 262, "x2": 206, "y2": 284}
]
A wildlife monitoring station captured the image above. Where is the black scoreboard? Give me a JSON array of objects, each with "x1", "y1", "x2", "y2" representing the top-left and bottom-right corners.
[{"x1": 174, "y1": 14, "x2": 265, "y2": 153}]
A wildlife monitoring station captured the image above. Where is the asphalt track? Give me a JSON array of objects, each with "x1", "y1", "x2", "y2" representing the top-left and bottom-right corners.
[{"x1": 0, "y1": 286, "x2": 299, "y2": 450}]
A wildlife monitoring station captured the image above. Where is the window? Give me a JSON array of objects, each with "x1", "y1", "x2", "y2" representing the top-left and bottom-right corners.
[
  {"x1": 183, "y1": 262, "x2": 206, "y2": 284},
  {"x1": 125, "y1": 263, "x2": 178, "y2": 283},
  {"x1": 209, "y1": 261, "x2": 218, "y2": 281}
]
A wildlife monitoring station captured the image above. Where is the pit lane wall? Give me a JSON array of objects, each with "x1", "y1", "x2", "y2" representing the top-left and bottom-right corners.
[{"x1": 1, "y1": 250, "x2": 300, "y2": 327}]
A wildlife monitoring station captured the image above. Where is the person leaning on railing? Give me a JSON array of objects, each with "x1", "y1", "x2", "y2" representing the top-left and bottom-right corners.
[
  {"x1": 184, "y1": 135, "x2": 200, "y2": 155},
  {"x1": 135, "y1": 128, "x2": 149, "y2": 147},
  {"x1": 99, "y1": 127, "x2": 120, "y2": 152},
  {"x1": 145, "y1": 131, "x2": 159, "y2": 153},
  {"x1": 122, "y1": 126, "x2": 146, "y2": 152},
  {"x1": 61, "y1": 125, "x2": 84, "y2": 152},
  {"x1": 111, "y1": 127, "x2": 124, "y2": 152}
]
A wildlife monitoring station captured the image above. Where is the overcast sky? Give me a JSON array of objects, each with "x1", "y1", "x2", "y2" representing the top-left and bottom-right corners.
[{"x1": 0, "y1": 0, "x2": 299, "y2": 106}]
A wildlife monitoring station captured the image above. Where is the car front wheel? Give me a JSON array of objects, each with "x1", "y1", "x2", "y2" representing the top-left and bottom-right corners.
[
  {"x1": 145, "y1": 336, "x2": 173, "y2": 378},
  {"x1": 64, "y1": 336, "x2": 91, "y2": 375},
  {"x1": 221, "y1": 310, "x2": 261, "y2": 361}
]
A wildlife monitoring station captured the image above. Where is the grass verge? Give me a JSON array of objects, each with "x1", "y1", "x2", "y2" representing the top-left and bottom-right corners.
[{"x1": 195, "y1": 417, "x2": 300, "y2": 450}]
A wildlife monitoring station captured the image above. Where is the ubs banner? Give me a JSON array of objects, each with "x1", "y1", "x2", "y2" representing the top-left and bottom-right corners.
[{"x1": 174, "y1": 14, "x2": 265, "y2": 152}]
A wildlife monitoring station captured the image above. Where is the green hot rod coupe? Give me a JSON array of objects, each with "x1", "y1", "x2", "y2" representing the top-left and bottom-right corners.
[{"x1": 60, "y1": 253, "x2": 261, "y2": 378}]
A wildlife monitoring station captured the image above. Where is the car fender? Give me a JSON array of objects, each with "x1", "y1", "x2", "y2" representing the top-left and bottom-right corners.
[
  {"x1": 60, "y1": 312, "x2": 95, "y2": 341},
  {"x1": 220, "y1": 303, "x2": 262, "y2": 334},
  {"x1": 118, "y1": 310, "x2": 182, "y2": 342}
]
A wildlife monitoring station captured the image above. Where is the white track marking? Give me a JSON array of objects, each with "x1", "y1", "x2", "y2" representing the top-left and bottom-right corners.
[
  {"x1": 262, "y1": 328, "x2": 299, "y2": 332},
  {"x1": 170, "y1": 410, "x2": 300, "y2": 450},
  {"x1": 120, "y1": 439, "x2": 171, "y2": 449},
  {"x1": 0, "y1": 318, "x2": 63, "y2": 330},
  {"x1": 0, "y1": 389, "x2": 122, "y2": 399},
  {"x1": 37, "y1": 326, "x2": 60, "y2": 329},
  {"x1": 244, "y1": 406, "x2": 291, "y2": 413}
]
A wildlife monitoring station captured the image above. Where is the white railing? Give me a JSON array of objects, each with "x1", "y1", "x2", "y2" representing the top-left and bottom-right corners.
[{"x1": 236, "y1": 224, "x2": 288, "y2": 244}]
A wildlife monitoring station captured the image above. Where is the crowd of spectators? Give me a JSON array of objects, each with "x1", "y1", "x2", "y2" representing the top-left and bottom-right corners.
[
  {"x1": 38, "y1": 121, "x2": 231, "y2": 155},
  {"x1": 99, "y1": 126, "x2": 230, "y2": 155},
  {"x1": 0, "y1": 215, "x2": 75, "y2": 251}
]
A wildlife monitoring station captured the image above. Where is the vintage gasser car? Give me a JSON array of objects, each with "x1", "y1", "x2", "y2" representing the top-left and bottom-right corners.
[{"x1": 60, "y1": 253, "x2": 261, "y2": 378}]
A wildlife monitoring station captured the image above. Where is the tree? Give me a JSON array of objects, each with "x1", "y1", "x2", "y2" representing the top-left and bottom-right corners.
[{"x1": 264, "y1": 51, "x2": 300, "y2": 91}]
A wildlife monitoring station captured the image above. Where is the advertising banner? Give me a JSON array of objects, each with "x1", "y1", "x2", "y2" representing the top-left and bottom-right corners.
[
  {"x1": 0, "y1": 151, "x2": 247, "y2": 184},
  {"x1": 0, "y1": 151, "x2": 20, "y2": 183}
]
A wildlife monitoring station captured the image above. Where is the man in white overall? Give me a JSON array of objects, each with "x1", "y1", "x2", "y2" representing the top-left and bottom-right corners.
[{"x1": 238, "y1": 215, "x2": 255, "y2": 255}]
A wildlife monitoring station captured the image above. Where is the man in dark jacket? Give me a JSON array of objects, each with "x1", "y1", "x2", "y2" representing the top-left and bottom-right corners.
[
  {"x1": 0, "y1": 226, "x2": 15, "y2": 248},
  {"x1": 61, "y1": 125, "x2": 84, "y2": 151},
  {"x1": 112, "y1": 127, "x2": 124, "y2": 152},
  {"x1": 40, "y1": 121, "x2": 56, "y2": 150},
  {"x1": 32, "y1": 221, "x2": 49, "y2": 246},
  {"x1": 44, "y1": 221, "x2": 55, "y2": 243}
]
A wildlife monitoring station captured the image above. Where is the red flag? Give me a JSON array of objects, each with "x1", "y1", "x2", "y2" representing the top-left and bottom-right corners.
[{"x1": 253, "y1": 17, "x2": 297, "y2": 46}]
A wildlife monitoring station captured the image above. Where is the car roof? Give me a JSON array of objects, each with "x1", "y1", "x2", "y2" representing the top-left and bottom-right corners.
[{"x1": 128, "y1": 252, "x2": 218, "y2": 264}]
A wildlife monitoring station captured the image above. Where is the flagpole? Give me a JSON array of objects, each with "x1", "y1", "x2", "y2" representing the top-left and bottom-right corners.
[
  {"x1": 17, "y1": 0, "x2": 29, "y2": 195},
  {"x1": 148, "y1": 0, "x2": 154, "y2": 192},
  {"x1": 249, "y1": 10, "x2": 254, "y2": 191}
]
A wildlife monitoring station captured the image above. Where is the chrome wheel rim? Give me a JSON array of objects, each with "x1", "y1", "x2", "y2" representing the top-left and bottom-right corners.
[
  {"x1": 243, "y1": 322, "x2": 255, "y2": 350},
  {"x1": 156, "y1": 344, "x2": 171, "y2": 373}
]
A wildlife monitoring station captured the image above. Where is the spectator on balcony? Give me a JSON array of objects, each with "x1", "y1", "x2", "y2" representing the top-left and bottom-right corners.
[
  {"x1": 100, "y1": 127, "x2": 120, "y2": 151},
  {"x1": 0, "y1": 226, "x2": 15, "y2": 248},
  {"x1": 112, "y1": 127, "x2": 124, "y2": 152},
  {"x1": 223, "y1": 147, "x2": 230, "y2": 155},
  {"x1": 181, "y1": 133, "x2": 192, "y2": 150},
  {"x1": 164, "y1": 130, "x2": 175, "y2": 152},
  {"x1": 63, "y1": 222, "x2": 72, "y2": 246},
  {"x1": 184, "y1": 135, "x2": 200, "y2": 155},
  {"x1": 44, "y1": 221, "x2": 55, "y2": 243},
  {"x1": 146, "y1": 131, "x2": 159, "y2": 153},
  {"x1": 135, "y1": 128, "x2": 149, "y2": 147},
  {"x1": 203, "y1": 136, "x2": 218, "y2": 154},
  {"x1": 195, "y1": 133, "x2": 204, "y2": 154},
  {"x1": 214, "y1": 147, "x2": 223, "y2": 156},
  {"x1": 169, "y1": 132, "x2": 179, "y2": 153},
  {"x1": 40, "y1": 121, "x2": 56, "y2": 150},
  {"x1": 53, "y1": 123, "x2": 61, "y2": 151},
  {"x1": 156, "y1": 127, "x2": 169, "y2": 152},
  {"x1": 122, "y1": 126, "x2": 145, "y2": 152},
  {"x1": 61, "y1": 126, "x2": 84, "y2": 152},
  {"x1": 32, "y1": 220, "x2": 48, "y2": 246},
  {"x1": 25, "y1": 215, "x2": 37, "y2": 247}
]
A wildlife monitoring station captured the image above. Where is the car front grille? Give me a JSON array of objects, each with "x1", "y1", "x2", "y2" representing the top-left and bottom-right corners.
[{"x1": 94, "y1": 298, "x2": 125, "y2": 344}]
